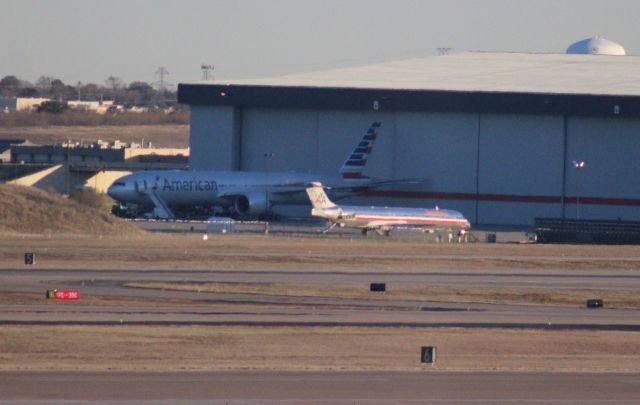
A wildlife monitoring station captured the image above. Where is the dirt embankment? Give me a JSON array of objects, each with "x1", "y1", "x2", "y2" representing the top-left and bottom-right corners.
[{"x1": 0, "y1": 184, "x2": 140, "y2": 235}]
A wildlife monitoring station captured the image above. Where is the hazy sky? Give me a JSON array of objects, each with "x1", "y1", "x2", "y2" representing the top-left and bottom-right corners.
[{"x1": 2, "y1": 0, "x2": 638, "y2": 87}]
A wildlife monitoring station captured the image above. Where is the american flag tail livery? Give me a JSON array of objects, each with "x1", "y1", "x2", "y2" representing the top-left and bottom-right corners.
[{"x1": 339, "y1": 122, "x2": 381, "y2": 180}]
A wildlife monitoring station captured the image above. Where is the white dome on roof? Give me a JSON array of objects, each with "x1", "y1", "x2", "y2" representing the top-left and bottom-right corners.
[{"x1": 566, "y1": 36, "x2": 626, "y2": 56}]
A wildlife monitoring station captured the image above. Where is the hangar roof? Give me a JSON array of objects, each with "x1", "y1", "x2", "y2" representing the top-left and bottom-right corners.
[
  {"x1": 209, "y1": 52, "x2": 640, "y2": 96},
  {"x1": 179, "y1": 52, "x2": 640, "y2": 118}
]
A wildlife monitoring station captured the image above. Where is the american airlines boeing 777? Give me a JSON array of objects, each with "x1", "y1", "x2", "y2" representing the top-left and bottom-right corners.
[{"x1": 108, "y1": 122, "x2": 387, "y2": 219}]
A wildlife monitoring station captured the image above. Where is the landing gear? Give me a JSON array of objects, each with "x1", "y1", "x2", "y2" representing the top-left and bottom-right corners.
[
  {"x1": 322, "y1": 222, "x2": 338, "y2": 234},
  {"x1": 374, "y1": 229, "x2": 391, "y2": 237},
  {"x1": 361, "y1": 228, "x2": 368, "y2": 236}
]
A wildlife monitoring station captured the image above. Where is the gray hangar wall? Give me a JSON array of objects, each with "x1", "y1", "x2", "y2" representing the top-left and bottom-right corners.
[{"x1": 189, "y1": 105, "x2": 640, "y2": 225}]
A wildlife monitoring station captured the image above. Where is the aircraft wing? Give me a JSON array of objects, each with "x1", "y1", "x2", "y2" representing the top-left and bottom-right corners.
[
  {"x1": 365, "y1": 220, "x2": 409, "y2": 229},
  {"x1": 328, "y1": 177, "x2": 427, "y2": 192},
  {"x1": 369, "y1": 178, "x2": 426, "y2": 187}
]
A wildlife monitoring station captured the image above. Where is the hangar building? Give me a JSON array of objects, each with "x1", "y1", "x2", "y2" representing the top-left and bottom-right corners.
[{"x1": 178, "y1": 46, "x2": 640, "y2": 225}]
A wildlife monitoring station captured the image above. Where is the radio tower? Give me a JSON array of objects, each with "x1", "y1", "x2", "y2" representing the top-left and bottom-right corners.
[
  {"x1": 156, "y1": 67, "x2": 169, "y2": 92},
  {"x1": 201, "y1": 64, "x2": 214, "y2": 80}
]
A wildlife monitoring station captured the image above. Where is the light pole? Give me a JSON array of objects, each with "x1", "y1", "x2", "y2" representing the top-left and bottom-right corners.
[
  {"x1": 572, "y1": 160, "x2": 585, "y2": 219},
  {"x1": 263, "y1": 152, "x2": 275, "y2": 233}
]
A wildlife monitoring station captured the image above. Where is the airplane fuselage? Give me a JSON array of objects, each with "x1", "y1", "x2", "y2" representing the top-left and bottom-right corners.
[
  {"x1": 328, "y1": 205, "x2": 470, "y2": 230},
  {"x1": 109, "y1": 170, "x2": 367, "y2": 209},
  {"x1": 108, "y1": 122, "x2": 383, "y2": 219}
]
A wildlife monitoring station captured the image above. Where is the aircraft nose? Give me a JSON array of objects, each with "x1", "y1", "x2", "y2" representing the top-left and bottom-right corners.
[
  {"x1": 107, "y1": 181, "x2": 129, "y2": 202},
  {"x1": 107, "y1": 185, "x2": 120, "y2": 201}
]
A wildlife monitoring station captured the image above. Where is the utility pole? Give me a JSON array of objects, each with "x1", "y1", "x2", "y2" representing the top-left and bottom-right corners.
[
  {"x1": 263, "y1": 152, "x2": 275, "y2": 234},
  {"x1": 572, "y1": 160, "x2": 586, "y2": 219},
  {"x1": 201, "y1": 64, "x2": 214, "y2": 80}
]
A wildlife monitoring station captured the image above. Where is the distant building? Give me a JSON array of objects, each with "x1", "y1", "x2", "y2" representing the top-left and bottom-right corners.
[
  {"x1": 10, "y1": 141, "x2": 188, "y2": 165},
  {"x1": 5, "y1": 141, "x2": 189, "y2": 194},
  {"x1": 0, "y1": 97, "x2": 50, "y2": 112},
  {"x1": 67, "y1": 100, "x2": 114, "y2": 114}
]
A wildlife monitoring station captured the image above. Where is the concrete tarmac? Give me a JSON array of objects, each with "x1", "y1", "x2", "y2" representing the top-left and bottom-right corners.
[
  {"x1": 1, "y1": 371, "x2": 639, "y2": 404},
  {"x1": 2, "y1": 268, "x2": 640, "y2": 329}
]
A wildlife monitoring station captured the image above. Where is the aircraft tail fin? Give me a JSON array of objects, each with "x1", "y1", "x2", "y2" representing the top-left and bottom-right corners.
[
  {"x1": 305, "y1": 182, "x2": 338, "y2": 210},
  {"x1": 339, "y1": 122, "x2": 381, "y2": 180}
]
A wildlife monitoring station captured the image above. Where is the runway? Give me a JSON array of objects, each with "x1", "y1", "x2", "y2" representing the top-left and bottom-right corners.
[
  {"x1": 1, "y1": 267, "x2": 640, "y2": 329},
  {"x1": 2, "y1": 371, "x2": 639, "y2": 404}
]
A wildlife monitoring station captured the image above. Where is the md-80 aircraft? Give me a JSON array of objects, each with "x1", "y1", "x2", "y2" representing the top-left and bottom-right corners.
[
  {"x1": 306, "y1": 182, "x2": 470, "y2": 236},
  {"x1": 108, "y1": 122, "x2": 390, "y2": 219}
]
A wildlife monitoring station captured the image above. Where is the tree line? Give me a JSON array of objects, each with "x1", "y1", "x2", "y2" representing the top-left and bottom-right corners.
[{"x1": 0, "y1": 75, "x2": 177, "y2": 107}]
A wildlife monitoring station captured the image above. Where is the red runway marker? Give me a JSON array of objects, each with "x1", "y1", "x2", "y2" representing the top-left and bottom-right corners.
[{"x1": 54, "y1": 290, "x2": 80, "y2": 300}]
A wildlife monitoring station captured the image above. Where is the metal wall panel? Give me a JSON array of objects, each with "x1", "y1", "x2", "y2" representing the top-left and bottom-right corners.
[
  {"x1": 189, "y1": 106, "x2": 240, "y2": 170},
  {"x1": 565, "y1": 117, "x2": 640, "y2": 220},
  {"x1": 479, "y1": 114, "x2": 564, "y2": 195},
  {"x1": 478, "y1": 201, "x2": 561, "y2": 226},
  {"x1": 477, "y1": 114, "x2": 564, "y2": 224},
  {"x1": 241, "y1": 109, "x2": 319, "y2": 172},
  {"x1": 395, "y1": 112, "x2": 479, "y2": 192},
  {"x1": 316, "y1": 111, "x2": 395, "y2": 178},
  {"x1": 241, "y1": 109, "x2": 396, "y2": 176}
]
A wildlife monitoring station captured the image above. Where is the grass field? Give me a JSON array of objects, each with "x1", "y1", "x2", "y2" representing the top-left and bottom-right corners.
[
  {"x1": 2, "y1": 325, "x2": 640, "y2": 372},
  {"x1": 2, "y1": 232, "x2": 640, "y2": 271}
]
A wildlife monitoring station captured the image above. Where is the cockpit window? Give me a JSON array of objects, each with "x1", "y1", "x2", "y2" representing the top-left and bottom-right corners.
[{"x1": 113, "y1": 182, "x2": 126, "y2": 187}]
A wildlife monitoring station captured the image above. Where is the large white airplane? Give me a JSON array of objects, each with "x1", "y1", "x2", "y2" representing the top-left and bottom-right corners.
[
  {"x1": 108, "y1": 122, "x2": 390, "y2": 219},
  {"x1": 306, "y1": 182, "x2": 470, "y2": 236}
]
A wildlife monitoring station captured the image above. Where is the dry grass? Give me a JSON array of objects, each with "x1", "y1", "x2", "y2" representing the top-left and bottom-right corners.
[
  {"x1": 124, "y1": 281, "x2": 640, "y2": 309},
  {"x1": 2, "y1": 325, "x2": 640, "y2": 371},
  {"x1": 0, "y1": 184, "x2": 140, "y2": 235},
  {"x1": 2, "y1": 232, "x2": 640, "y2": 271},
  {"x1": 0, "y1": 111, "x2": 188, "y2": 127},
  {"x1": 0, "y1": 124, "x2": 188, "y2": 148}
]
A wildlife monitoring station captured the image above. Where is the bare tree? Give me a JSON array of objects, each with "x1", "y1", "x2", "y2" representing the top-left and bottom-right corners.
[
  {"x1": 80, "y1": 83, "x2": 101, "y2": 101},
  {"x1": 105, "y1": 76, "x2": 124, "y2": 101},
  {"x1": 35, "y1": 76, "x2": 54, "y2": 96}
]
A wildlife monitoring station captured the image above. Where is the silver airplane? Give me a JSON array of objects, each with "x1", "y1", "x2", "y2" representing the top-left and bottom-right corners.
[
  {"x1": 108, "y1": 122, "x2": 386, "y2": 219},
  {"x1": 306, "y1": 182, "x2": 470, "y2": 236}
]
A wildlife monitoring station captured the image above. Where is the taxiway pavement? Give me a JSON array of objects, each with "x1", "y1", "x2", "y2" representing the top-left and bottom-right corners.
[{"x1": 1, "y1": 371, "x2": 639, "y2": 404}]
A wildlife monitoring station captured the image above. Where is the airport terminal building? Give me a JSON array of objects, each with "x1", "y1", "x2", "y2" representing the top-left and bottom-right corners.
[{"x1": 178, "y1": 47, "x2": 640, "y2": 225}]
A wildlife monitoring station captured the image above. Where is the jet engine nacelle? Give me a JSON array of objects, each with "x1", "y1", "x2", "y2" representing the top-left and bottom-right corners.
[{"x1": 234, "y1": 193, "x2": 269, "y2": 215}]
